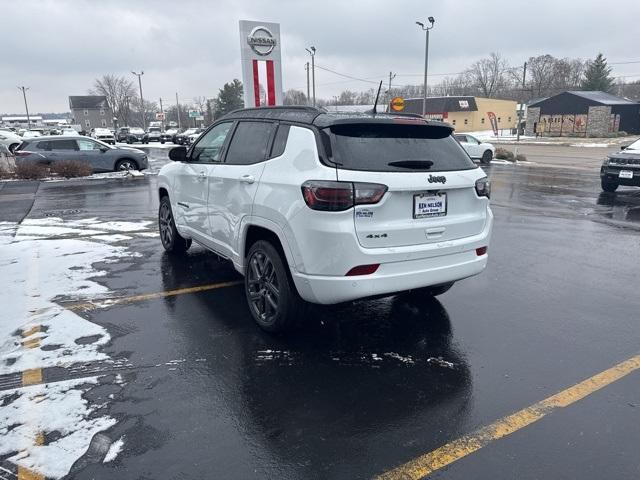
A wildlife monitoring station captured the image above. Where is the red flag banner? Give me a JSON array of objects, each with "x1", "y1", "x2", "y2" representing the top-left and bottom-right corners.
[{"x1": 487, "y1": 112, "x2": 498, "y2": 137}]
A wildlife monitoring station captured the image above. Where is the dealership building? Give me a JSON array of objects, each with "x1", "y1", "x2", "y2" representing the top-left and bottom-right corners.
[
  {"x1": 525, "y1": 91, "x2": 640, "y2": 137},
  {"x1": 399, "y1": 96, "x2": 517, "y2": 133}
]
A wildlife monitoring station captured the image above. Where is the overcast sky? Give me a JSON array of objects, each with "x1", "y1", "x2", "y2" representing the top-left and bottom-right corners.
[{"x1": 2, "y1": 0, "x2": 640, "y2": 113}]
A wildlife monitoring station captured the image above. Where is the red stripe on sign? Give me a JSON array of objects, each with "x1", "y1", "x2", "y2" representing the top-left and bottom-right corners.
[
  {"x1": 266, "y1": 60, "x2": 276, "y2": 106},
  {"x1": 252, "y1": 60, "x2": 261, "y2": 107}
]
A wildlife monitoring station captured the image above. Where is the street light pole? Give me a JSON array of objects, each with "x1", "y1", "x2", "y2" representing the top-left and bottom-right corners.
[
  {"x1": 306, "y1": 47, "x2": 316, "y2": 107},
  {"x1": 17, "y1": 86, "x2": 31, "y2": 128},
  {"x1": 175, "y1": 92, "x2": 181, "y2": 130},
  {"x1": 131, "y1": 71, "x2": 145, "y2": 130},
  {"x1": 305, "y1": 62, "x2": 311, "y2": 106},
  {"x1": 416, "y1": 18, "x2": 435, "y2": 117}
]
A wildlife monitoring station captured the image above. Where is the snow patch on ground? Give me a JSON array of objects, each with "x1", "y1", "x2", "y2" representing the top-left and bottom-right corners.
[
  {"x1": 0, "y1": 377, "x2": 117, "y2": 479},
  {"x1": 103, "y1": 436, "x2": 124, "y2": 463},
  {"x1": 570, "y1": 143, "x2": 611, "y2": 148},
  {"x1": 0, "y1": 216, "x2": 142, "y2": 476}
]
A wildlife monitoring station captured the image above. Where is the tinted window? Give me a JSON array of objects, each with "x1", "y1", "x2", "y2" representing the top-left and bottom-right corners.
[
  {"x1": 191, "y1": 122, "x2": 232, "y2": 163},
  {"x1": 270, "y1": 124, "x2": 290, "y2": 158},
  {"x1": 77, "y1": 139, "x2": 101, "y2": 151},
  {"x1": 454, "y1": 134, "x2": 465, "y2": 142},
  {"x1": 51, "y1": 140, "x2": 79, "y2": 151},
  {"x1": 35, "y1": 141, "x2": 51, "y2": 150},
  {"x1": 327, "y1": 123, "x2": 475, "y2": 172},
  {"x1": 225, "y1": 121, "x2": 275, "y2": 165}
]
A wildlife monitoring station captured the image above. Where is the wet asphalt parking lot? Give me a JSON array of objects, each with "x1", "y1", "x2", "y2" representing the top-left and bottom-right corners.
[{"x1": 1, "y1": 145, "x2": 639, "y2": 479}]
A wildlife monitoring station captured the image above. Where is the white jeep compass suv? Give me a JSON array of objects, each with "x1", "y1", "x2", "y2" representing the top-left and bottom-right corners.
[{"x1": 158, "y1": 107, "x2": 493, "y2": 331}]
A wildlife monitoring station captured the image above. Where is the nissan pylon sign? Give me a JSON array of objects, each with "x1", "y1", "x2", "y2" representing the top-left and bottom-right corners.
[{"x1": 239, "y1": 20, "x2": 283, "y2": 108}]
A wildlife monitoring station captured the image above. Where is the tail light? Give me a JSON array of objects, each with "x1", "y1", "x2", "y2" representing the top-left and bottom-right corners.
[
  {"x1": 475, "y1": 177, "x2": 491, "y2": 198},
  {"x1": 301, "y1": 181, "x2": 387, "y2": 211}
]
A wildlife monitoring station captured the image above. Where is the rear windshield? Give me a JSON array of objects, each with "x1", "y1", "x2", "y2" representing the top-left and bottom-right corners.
[{"x1": 326, "y1": 123, "x2": 475, "y2": 172}]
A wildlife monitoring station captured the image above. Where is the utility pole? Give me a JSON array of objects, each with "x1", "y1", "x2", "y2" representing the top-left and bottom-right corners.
[
  {"x1": 131, "y1": 71, "x2": 145, "y2": 130},
  {"x1": 159, "y1": 97, "x2": 164, "y2": 131},
  {"x1": 175, "y1": 92, "x2": 181, "y2": 130},
  {"x1": 305, "y1": 62, "x2": 311, "y2": 106},
  {"x1": 516, "y1": 61, "x2": 527, "y2": 143},
  {"x1": 17, "y1": 86, "x2": 31, "y2": 128},
  {"x1": 416, "y1": 18, "x2": 435, "y2": 117},
  {"x1": 306, "y1": 47, "x2": 316, "y2": 106},
  {"x1": 387, "y1": 71, "x2": 396, "y2": 112}
]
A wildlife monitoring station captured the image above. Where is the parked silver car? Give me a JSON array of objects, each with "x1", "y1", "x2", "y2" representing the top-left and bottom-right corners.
[{"x1": 14, "y1": 136, "x2": 148, "y2": 172}]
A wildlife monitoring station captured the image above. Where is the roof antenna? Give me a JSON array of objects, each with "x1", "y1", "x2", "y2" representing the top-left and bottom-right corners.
[{"x1": 372, "y1": 80, "x2": 383, "y2": 115}]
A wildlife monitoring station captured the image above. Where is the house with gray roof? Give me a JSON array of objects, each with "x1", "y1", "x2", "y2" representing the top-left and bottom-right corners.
[
  {"x1": 526, "y1": 91, "x2": 640, "y2": 137},
  {"x1": 69, "y1": 96, "x2": 113, "y2": 131}
]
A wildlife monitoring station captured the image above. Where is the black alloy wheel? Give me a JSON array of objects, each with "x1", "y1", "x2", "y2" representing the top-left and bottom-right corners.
[
  {"x1": 159, "y1": 197, "x2": 191, "y2": 253},
  {"x1": 245, "y1": 240, "x2": 302, "y2": 332}
]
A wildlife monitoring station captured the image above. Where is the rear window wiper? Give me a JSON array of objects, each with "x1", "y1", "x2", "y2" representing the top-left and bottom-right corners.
[{"x1": 387, "y1": 160, "x2": 434, "y2": 169}]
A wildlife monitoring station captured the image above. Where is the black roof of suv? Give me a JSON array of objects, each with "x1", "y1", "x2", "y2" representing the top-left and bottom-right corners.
[{"x1": 222, "y1": 106, "x2": 453, "y2": 130}]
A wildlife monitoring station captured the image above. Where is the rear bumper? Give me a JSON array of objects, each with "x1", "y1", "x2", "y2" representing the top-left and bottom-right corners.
[
  {"x1": 292, "y1": 248, "x2": 488, "y2": 304},
  {"x1": 291, "y1": 207, "x2": 493, "y2": 304}
]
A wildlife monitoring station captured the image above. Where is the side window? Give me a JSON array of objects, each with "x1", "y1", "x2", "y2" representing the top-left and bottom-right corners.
[
  {"x1": 225, "y1": 121, "x2": 276, "y2": 165},
  {"x1": 36, "y1": 141, "x2": 51, "y2": 151},
  {"x1": 454, "y1": 134, "x2": 465, "y2": 143},
  {"x1": 270, "y1": 124, "x2": 290, "y2": 158},
  {"x1": 191, "y1": 122, "x2": 233, "y2": 163},
  {"x1": 77, "y1": 139, "x2": 101, "y2": 150},
  {"x1": 51, "y1": 140, "x2": 79, "y2": 151}
]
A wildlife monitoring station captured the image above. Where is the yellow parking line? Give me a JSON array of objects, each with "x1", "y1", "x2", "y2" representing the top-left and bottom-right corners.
[
  {"x1": 66, "y1": 280, "x2": 243, "y2": 311},
  {"x1": 18, "y1": 466, "x2": 44, "y2": 480},
  {"x1": 21, "y1": 369, "x2": 43, "y2": 386},
  {"x1": 377, "y1": 354, "x2": 640, "y2": 480}
]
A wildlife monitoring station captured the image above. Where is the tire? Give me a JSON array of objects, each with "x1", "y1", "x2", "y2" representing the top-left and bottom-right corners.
[
  {"x1": 601, "y1": 179, "x2": 618, "y2": 193},
  {"x1": 114, "y1": 159, "x2": 138, "y2": 171},
  {"x1": 160, "y1": 140, "x2": 165, "y2": 144},
  {"x1": 8, "y1": 143, "x2": 19, "y2": 153},
  {"x1": 406, "y1": 282, "x2": 455, "y2": 298},
  {"x1": 245, "y1": 240, "x2": 303, "y2": 332},
  {"x1": 481, "y1": 150, "x2": 493, "y2": 164},
  {"x1": 158, "y1": 196, "x2": 191, "y2": 253}
]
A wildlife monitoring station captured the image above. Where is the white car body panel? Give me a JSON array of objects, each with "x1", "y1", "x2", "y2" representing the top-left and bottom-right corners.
[{"x1": 456, "y1": 134, "x2": 495, "y2": 160}]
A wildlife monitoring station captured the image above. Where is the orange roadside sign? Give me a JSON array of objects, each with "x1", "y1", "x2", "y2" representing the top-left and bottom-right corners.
[{"x1": 390, "y1": 97, "x2": 405, "y2": 112}]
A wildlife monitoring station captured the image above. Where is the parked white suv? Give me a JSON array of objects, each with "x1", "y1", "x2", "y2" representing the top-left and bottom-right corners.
[
  {"x1": 454, "y1": 134, "x2": 495, "y2": 164},
  {"x1": 158, "y1": 107, "x2": 493, "y2": 331}
]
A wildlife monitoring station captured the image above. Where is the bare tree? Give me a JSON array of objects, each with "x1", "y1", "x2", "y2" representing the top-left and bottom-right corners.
[
  {"x1": 283, "y1": 89, "x2": 307, "y2": 105},
  {"x1": 466, "y1": 52, "x2": 509, "y2": 98},
  {"x1": 90, "y1": 74, "x2": 137, "y2": 126}
]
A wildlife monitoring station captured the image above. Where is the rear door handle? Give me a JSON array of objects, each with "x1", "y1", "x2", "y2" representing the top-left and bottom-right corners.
[
  {"x1": 198, "y1": 171, "x2": 206, "y2": 181},
  {"x1": 239, "y1": 174, "x2": 255, "y2": 184}
]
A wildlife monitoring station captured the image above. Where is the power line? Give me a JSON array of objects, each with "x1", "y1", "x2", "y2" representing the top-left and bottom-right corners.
[{"x1": 314, "y1": 64, "x2": 382, "y2": 85}]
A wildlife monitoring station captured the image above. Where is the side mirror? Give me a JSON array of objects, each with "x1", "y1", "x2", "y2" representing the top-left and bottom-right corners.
[
  {"x1": 620, "y1": 145, "x2": 627, "y2": 150},
  {"x1": 99, "y1": 146, "x2": 109, "y2": 153},
  {"x1": 169, "y1": 146, "x2": 187, "y2": 162}
]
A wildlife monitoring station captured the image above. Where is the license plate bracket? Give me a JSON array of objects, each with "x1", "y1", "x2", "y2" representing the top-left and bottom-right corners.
[{"x1": 414, "y1": 192, "x2": 447, "y2": 219}]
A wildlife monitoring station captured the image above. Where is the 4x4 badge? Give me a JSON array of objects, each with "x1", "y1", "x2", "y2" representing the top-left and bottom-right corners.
[{"x1": 428, "y1": 175, "x2": 446, "y2": 184}]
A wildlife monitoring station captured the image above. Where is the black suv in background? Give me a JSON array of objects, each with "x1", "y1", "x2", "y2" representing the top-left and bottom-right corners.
[{"x1": 601, "y1": 138, "x2": 640, "y2": 192}]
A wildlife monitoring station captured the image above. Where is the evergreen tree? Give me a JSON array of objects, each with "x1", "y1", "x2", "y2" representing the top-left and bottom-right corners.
[
  {"x1": 214, "y1": 79, "x2": 244, "y2": 117},
  {"x1": 581, "y1": 53, "x2": 614, "y2": 92}
]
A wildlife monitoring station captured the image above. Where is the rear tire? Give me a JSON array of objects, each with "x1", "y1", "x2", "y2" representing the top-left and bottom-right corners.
[
  {"x1": 601, "y1": 179, "x2": 618, "y2": 192},
  {"x1": 245, "y1": 240, "x2": 303, "y2": 332},
  {"x1": 481, "y1": 150, "x2": 493, "y2": 164},
  {"x1": 159, "y1": 196, "x2": 191, "y2": 253},
  {"x1": 115, "y1": 159, "x2": 138, "y2": 171},
  {"x1": 406, "y1": 282, "x2": 455, "y2": 298}
]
